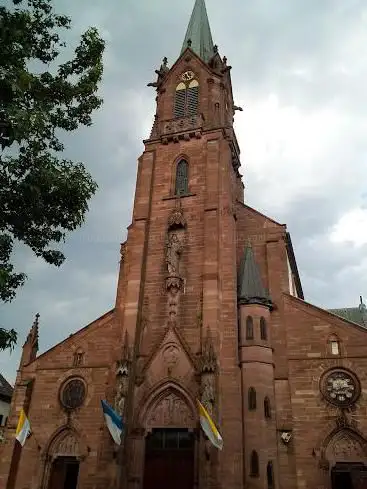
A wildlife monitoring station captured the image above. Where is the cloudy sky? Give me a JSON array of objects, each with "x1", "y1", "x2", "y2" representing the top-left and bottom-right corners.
[{"x1": 1, "y1": 0, "x2": 367, "y2": 384}]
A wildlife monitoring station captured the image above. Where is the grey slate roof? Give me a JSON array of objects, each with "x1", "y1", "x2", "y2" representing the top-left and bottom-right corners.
[
  {"x1": 238, "y1": 244, "x2": 272, "y2": 307},
  {"x1": 181, "y1": 0, "x2": 215, "y2": 63},
  {"x1": 328, "y1": 298, "x2": 367, "y2": 328},
  {"x1": 0, "y1": 373, "x2": 13, "y2": 400}
]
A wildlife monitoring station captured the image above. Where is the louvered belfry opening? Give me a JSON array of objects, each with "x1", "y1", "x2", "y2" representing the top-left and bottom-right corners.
[
  {"x1": 174, "y1": 80, "x2": 199, "y2": 118},
  {"x1": 187, "y1": 80, "x2": 199, "y2": 115}
]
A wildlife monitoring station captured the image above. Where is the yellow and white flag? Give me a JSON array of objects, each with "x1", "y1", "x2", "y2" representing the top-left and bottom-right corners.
[
  {"x1": 15, "y1": 409, "x2": 31, "y2": 447},
  {"x1": 197, "y1": 399, "x2": 223, "y2": 450}
]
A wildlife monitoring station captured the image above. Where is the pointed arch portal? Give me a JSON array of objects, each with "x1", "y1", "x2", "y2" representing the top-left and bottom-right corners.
[
  {"x1": 322, "y1": 428, "x2": 367, "y2": 489},
  {"x1": 40, "y1": 428, "x2": 87, "y2": 489},
  {"x1": 141, "y1": 384, "x2": 196, "y2": 489}
]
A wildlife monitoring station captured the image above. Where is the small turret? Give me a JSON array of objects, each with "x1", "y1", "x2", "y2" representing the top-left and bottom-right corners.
[{"x1": 237, "y1": 244, "x2": 277, "y2": 487}]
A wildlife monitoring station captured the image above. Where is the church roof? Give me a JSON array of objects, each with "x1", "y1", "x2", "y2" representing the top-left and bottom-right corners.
[
  {"x1": 238, "y1": 244, "x2": 272, "y2": 307},
  {"x1": 328, "y1": 297, "x2": 367, "y2": 328},
  {"x1": 181, "y1": 0, "x2": 215, "y2": 63},
  {"x1": 0, "y1": 373, "x2": 13, "y2": 401}
]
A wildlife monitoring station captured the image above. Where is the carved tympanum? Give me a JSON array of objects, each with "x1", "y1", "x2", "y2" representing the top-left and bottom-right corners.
[
  {"x1": 50, "y1": 431, "x2": 80, "y2": 457},
  {"x1": 147, "y1": 393, "x2": 194, "y2": 428},
  {"x1": 334, "y1": 438, "x2": 364, "y2": 459}
]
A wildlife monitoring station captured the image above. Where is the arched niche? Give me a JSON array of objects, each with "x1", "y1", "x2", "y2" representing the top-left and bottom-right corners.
[
  {"x1": 324, "y1": 429, "x2": 367, "y2": 466},
  {"x1": 139, "y1": 382, "x2": 196, "y2": 431}
]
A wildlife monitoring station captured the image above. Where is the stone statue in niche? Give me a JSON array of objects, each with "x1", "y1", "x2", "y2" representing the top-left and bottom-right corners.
[{"x1": 166, "y1": 232, "x2": 184, "y2": 277}]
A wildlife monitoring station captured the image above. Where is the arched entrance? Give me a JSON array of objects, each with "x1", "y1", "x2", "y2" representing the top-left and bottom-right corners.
[
  {"x1": 140, "y1": 386, "x2": 197, "y2": 489},
  {"x1": 325, "y1": 429, "x2": 367, "y2": 489},
  {"x1": 40, "y1": 428, "x2": 87, "y2": 489}
]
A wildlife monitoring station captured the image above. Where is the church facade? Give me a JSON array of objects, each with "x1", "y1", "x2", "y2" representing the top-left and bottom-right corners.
[{"x1": 1, "y1": 1, "x2": 367, "y2": 488}]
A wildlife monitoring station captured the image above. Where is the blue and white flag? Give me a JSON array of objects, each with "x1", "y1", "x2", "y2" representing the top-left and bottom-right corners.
[{"x1": 101, "y1": 400, "x2": 124, "y2": 445}]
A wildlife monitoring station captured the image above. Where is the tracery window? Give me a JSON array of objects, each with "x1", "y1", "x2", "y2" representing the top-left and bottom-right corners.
[
  {"x1": 175, "y1": 159, "x2": 189, "y2": 195},
  {"x1": 60, "y1": 378, "x2": 86, "y2": 410}
]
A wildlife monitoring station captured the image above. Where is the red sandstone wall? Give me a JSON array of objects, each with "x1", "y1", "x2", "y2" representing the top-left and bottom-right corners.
[
  {"x1": 284, "y1": 294, "x2": 367, "y2": 489},
  {"x1": 0, "y1": 311, "x2": 120, "y2": 489}
]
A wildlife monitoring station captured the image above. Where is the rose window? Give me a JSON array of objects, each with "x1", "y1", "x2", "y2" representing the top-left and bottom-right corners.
[{"x1": 320, "y1": 369, "x2": 360, "y2": 407}]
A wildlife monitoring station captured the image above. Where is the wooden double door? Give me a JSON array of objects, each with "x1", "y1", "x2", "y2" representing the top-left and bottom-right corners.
[
  {"x1": 48, "y1": 456, "x2": 80, "y2": 489},
  {"x1": 143, "y1": 429, "x2": 195, "y2": 489},
  {"x1": 332, "y1": 463, "x2": 367, "y2": 489}
]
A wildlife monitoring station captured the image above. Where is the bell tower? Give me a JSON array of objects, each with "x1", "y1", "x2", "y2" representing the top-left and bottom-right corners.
[{"x1": 115, "y1": 1, "x2": 245, "y2": 488}]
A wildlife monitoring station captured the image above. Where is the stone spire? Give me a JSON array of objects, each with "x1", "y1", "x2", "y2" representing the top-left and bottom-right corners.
[
  {"x1": 238, "y1": 244, "x2": 272, "y2": 308},
  {"x1": 20, "y1": 313, "x2": 39, "y2": 366},
  {"x1": 180, "y1": 0, "x2": 215, "y2": 63}
]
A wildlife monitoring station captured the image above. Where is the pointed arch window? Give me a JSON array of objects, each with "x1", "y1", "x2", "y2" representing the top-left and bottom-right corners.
[
  {"x1": 174, "y1": 79, "x2": 199, "y2": 118},
  {"x1": 260, "y1": 317, "x2": 267, "y2": 340},
  {"x1": 250, "y1": 450, "x2": 259, "y2": 477},
  {"x1": 175, "y1": 159, "x2": 189, "y2": 195},
  {"x1": 267, "y1": 461, "x2": 274, "y2": 488},
  {"x1": 246, "y1": 316, "x2": 254, "y2": 340},
  {"x1": 264, "y1": 396, "x2": 271, "y2": 419},
  {"x1": 248, "y1": 387, "x2": 257, "y2": 411}
]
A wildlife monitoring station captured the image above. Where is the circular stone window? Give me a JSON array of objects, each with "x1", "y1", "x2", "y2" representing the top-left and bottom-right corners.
[
  {"x1": 320, "y1": 369, "x2": 360, "y2": 408},
  {"x1": 60, "y1": 378, "x2": 86, "y2": 410}
]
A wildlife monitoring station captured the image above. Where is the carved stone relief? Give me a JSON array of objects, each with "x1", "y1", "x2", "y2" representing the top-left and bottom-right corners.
[
  {"x1": 162, "y1": 343, "x2": 179, "y2": 374},
  {"x1": 165, "y1": 232, "x2": 184, "y2": 277},
  {"x1": 50, "y1": 432, "x2": 80, "y2": 457},
  {"x1": 115, "y1": 331, "x2": 132, "y2": 417},
  {"x1": 333, "y1": 435, "x2": 365, "y2": 460},
  {"x1": 164, "y1": 207, "x2": 186, "y2": 326},
  {"x1": 146, "y1": 393, "x2": 195, "y2": 428},
  {"x1": 162, "y1": 115, "x2": 204, "y2": 137},
  {"x1": 324, "y1": 430, "x2": 367, "y2": 466},
  {"x1": 120, "y1": 242, "x2": 127, "y2": 262},
  {"x1": 201, "y1": 376, "x2": 215, "y2": 417}
]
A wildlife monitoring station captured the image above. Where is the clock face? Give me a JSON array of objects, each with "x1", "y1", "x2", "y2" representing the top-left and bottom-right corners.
[
  {"x1": 181, "y1": 71, "x2": 195, "y2": 82},
  {"x1": 320, "y1": 369, "x2": 360, "y2": 407}
]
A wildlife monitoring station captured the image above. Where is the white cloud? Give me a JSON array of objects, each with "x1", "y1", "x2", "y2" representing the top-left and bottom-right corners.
[{"x1": 330, "y1": 208, "x2": 367, "y2": 246}]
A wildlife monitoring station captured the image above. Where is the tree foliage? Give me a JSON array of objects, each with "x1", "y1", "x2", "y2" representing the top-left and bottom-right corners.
[{"x1": 0, "y1": 0, "x2": 105, "y2": 350}]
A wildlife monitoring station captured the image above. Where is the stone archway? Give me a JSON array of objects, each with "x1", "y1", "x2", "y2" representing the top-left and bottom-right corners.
[
  {"x1": 126, "y1": 383, "x2": 198, "y2": 489},
  {"x1": 324, "y1": 429, "x2": 367, "y2": 489},
  {"x1": 40, "y1": 428, "x2": 87, "y2": 489},
  {"x1": 143, "y1": 386, "x2": 197, "y2": 489}
]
